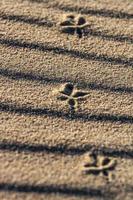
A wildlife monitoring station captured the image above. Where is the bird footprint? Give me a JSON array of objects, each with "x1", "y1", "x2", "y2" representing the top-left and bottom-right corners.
[
  {"x1": 59, "y1": 14, "x2": 89, "y2": 38},
  {"x1": 82, "y1": 152, "x2": 117, "y2": 181},
  {"x1": 57, "y1": 83, "x2": 89, "y2": 111}
]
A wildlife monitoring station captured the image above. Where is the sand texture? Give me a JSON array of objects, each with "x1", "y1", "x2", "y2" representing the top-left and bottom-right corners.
[{"x1": 0, "y1": 0, "x2": 133, "y2": 199}]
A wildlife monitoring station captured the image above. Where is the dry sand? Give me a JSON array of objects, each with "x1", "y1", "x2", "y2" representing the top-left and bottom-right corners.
[{"x1": 0, "y1": 0, "x2": 133, "y2": 199}]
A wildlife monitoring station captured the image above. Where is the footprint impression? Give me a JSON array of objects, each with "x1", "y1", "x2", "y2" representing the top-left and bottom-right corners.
[
  {"x1": 57, "y1": 83, "x2": 89, "y2": 112},
  {"x1": 59, "y1": 14, "x2": 89, "y2": 38},
  {"x1": 82, "y1": 152, "x2": 117, "y2": 181}
]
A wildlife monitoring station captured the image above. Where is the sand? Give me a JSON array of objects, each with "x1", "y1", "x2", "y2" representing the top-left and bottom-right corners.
[{"x1": 0, "y1": 0, "x2": 133, "y2": 199}]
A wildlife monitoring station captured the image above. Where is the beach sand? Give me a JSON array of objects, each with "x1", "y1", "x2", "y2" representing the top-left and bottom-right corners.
[{"x1": 0, "y1": 0, "x2": 133, "y2": 199}]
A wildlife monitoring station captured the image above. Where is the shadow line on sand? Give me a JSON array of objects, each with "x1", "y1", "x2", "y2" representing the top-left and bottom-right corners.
[
  {"x1": 0, "y1": 67, "x2": 133, "y2": 94},
  {"x1": 0, "y1": 38, "x2": 132, "y2": 67},
  {"x1": 25, "y1": 0, "x2": 133, "y2": 20},
  {"x1": 85, "y1": 29, "x2": 133, "y2": 44},
  {"x1": 0, "y1": 102, "x2": 133, "y2": 124},
  {"x1": 0, "y1": 140, "x2": 133, "y2": 159},
  {"x1": 0, "y1": 13, "x2": 54, "y2": 27},
  {"x1": 0, "y1": 182, "x2": 113, "y2": 198},
  {"x1": 54, "y1": 3, "x2": 133, "y2": 20}
]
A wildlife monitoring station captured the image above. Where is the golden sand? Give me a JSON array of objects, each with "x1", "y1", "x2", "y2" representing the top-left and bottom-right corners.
[{"x1": 0, "y1": 0, "x2": 133, "y2": 199}]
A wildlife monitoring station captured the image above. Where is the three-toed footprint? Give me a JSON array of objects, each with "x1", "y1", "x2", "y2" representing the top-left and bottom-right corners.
[
  {"x1": 82, "y1": 151, "x2": 117, "y2": 181},
  {"x1": 57, "y1": 83, "x2": 89, "y2": 111},
  {"x1": 59, "y1": 14, "x2": 89, "y2": 38}
]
